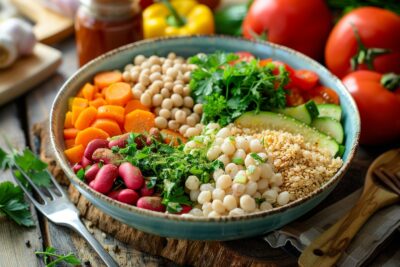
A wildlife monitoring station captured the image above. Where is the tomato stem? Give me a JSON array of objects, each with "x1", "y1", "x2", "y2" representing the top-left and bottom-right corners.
[
  {"x1": 162, "y1": 0, "x2": 185, "y2": 27},
  {"x1": 381, "y1": 73, "x2": 400, "y2": 91},
  {"x1": 350, "y1": 25, "x2": 391, "y2": 71}
]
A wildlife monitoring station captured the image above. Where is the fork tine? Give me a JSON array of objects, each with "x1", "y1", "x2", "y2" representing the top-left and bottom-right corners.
[
  {"x1": 375, "y1": 168, "x2": 400, "y2": 196},
  {"x1": 12, "y1": 170, "x2": 43, "y2": 208},
  {"x1": 46, "y1": 169, "x2": 67, "y2": 198},
  {"x1": 14, "y1": 165, "x2": 50, "y2": 204}
]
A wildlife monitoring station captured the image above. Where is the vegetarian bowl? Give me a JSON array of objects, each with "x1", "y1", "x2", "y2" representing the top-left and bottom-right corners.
[{"x1": 50, "y1": 36, "x2": 360, "y2": 240}]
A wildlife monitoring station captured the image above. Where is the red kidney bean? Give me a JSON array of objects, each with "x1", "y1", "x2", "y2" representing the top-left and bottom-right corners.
[
  {"x1": 72, "y1": 163, "x2": 83, "y2": 173},
  {"x1": 108, "y1": 133, "x2": 130, "y2": 149},
  {"x1": 92, "y1": 148, "x2": 123, "y2": 165},
  {"x1": 118, "y1": 162, "x2": 144, "y2": 190},
  {"x1": 81, "y1": 156, "x2": 91, "y2": 168},
  {"x1": 117, "y1": 189, "x2": 139, "y2": 205},
  {"x1": 140, "y1": 181, "x2": 154, "y2": 197},
  {"x1": 89, "y1": 164, "x2": 118, "y2": 194},
  {"x1": 135, "y1": 134, "x2": 147, "y2": 149},
  {"x1": 177, "y1": 205, "x2": 192, "y2": 215},
  {"x1": 108, "y1": 190, "x2": 121, "y2": 200},
  {"x1": 149, "y1": 128, "x2": 161, "y2": 140},
  {"x1": 136, "y1": 196, "x2": 165, "y2": 212},
  {"x1": 84, "y1": 139, "x2": 109, "y2": 160},
  {"x1": 85, "y1": 163, "x2": 100, "y2": 182}
]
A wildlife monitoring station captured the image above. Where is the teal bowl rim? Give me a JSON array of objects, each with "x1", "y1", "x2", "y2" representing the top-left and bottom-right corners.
[{"x1": 50, "y1": 35, "x2": 360, "y2": 223}]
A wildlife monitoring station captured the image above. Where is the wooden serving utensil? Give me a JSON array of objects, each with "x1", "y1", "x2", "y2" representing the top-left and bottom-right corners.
[{"x1": 299, "y1": 149, "x2": 400, "y2": 267}]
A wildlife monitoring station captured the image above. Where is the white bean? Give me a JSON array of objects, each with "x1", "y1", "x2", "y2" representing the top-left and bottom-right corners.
[
  {"x1": 197, "y1": 191, "x2": 212, "y2": 204},
  {"x1": 185, "y1": 175, "x2": 200, "y2": 190},
  {"x1": 240, "y1": 195, "x2": 256, "y2": 212},
  {"x1": 246, "y1": 165, "x2": 261, "y2": 181},
  {"x1": 244, "y1": 154, "x2": 256, "y2": 167},
  {"x1": 232, "y1": 183, "x2": 246, "y2": 197},
  {"x1": 212, "y1": 189, "x2": 225, "y2": 201},
  {"x1": 225, "y1": 163, "x2": 239, "y2": 178},
  {"x1": 200, "y1": 183, "x2": 214, "y2": 192},
  {"x1": 262, "y1": 189, "x2": 278, "y2": 204},
  {"x1": 257, "y1": 178, "x2": 269, "y2": 192},
  {"x1": 216, "y1": 174, "x2": 232, "y2": 190},
  {"x1": 202, "y1": 203, "x2": 212, "y2": 216},
  {"x1": 235, "y1": 136, "x2": 249, "y2": 151},
  {"x1": 211, "y1": 199, "x2": 225, "y2": 214},
  {"x1": 229, "y1": 208, "x2": 245, "y2": 216},
  {"x1": 207, "y1": 146, "x2": 222, "y2": 161},
  {"x1": 277, "y1": 191, "x2": 290, "y2": 206},
  {"x1": 245, "y1": 181, "x2": 258, "y2": 196},
  {"x1": 155, "y1": 116, "x2": 167, "y2": 129},
  {"x1": 260, "y1": 163, "x2": 274, "y2": 179},
  {"x1": 221, "y1": 140, "x2": 235, "y2": 156},
  {"x1": 189, "y1": 207, "x2": 203, "y2": 216},
  {"x1": 270, "y1": 173, "x2": 283, "y2": 186},
  {"x1": 190, "y1": 190, "x2": 200, "y2": 202},
  {"x1": 250, "y1": 139, "x2": 263, "y2": 153},
  {"x1": 260, "y1": 201, "x2": 273, "y2": 211},
  {"x1": 216, "y1": 128, "x2": 231, "y2": 138},
  {"x1": 217, "y1": 155, "x2": 230, "y2": 167},
  {"x1": 223, "y1": 195, "x2": 237, "y2": 211},
  {"x1": 208, "y1": 211, "x2": 220, "y2": 218},
  {"x1": 212, "y1": 169, "x2": 225, "y2": 181}
]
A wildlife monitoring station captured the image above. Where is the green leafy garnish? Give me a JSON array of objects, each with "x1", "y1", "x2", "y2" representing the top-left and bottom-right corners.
[
  {"x1": 0, "y1": 147, "x2": 51, "y2": 187},
  {"x1": 0, "y1": 181, "x2": 34, "y2": 227},
  {"x1": 76, "y1": 168, "x2": 85, "y2": 181},
  {"x1": 35, "y1": 246, "x2": 81, "y2": 267},
  {"x1": 232, "y1": 157, "x2": 244, "y2": 165},
  {"x1": 255, "y1": 198, "x2": 265, "y2": 205},
  {"x1": 189, "y1": 52, "x2": 289, "y2": 126},
  {"x1": 250, "y1": 152, "x2": 266, "y2": 163}
]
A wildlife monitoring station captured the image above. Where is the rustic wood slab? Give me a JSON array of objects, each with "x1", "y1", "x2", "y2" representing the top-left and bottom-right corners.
[
  {"x1": 0, "y1": 43, "x2": 62, "y2": 106},
  {"x1": 0, "y1": 103, "x2": 44, "y2": 267}
]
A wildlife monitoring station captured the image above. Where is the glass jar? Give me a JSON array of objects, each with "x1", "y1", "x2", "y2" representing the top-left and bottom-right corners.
[{"x1": 75, "y1": 0, "x2": 142, "y2": 66}]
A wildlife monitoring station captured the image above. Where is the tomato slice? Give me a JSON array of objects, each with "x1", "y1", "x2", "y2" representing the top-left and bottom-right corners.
[
  {"x1": 230, "y1": 51, "x2": 255, "y2": 65},
  {"x1": 286, "y1": 87, "x2": 306, "y2": 106},
  {"x1": 292, "y1": 70, "x2": 319, "y2": 90},
  {"x1": 310, "y1": 86, "x2": 340, "y2": 104}
]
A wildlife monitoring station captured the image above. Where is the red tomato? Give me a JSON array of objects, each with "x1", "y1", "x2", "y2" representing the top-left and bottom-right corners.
[
  {"x1": 286, "y1": 88, "x2": 305, "y2": 106},
  {"x1": 242, "y1": 0, "x2": 332, "y2": 61},
  {"x1": 292, "y1": 70, "x2": 319, "y2": 91},
  {"x1": 177, "y1": 205, "x2": 192, "y2": 215},
  {"x1": 325, "y1": 7, "x2": 400, "y2": 78},
  {"x1": 309, "y1": 86, "x2": 340, "y2": 105},
  {"x1": 342, "y1": 70, "x2": 400, "y2": 145}
]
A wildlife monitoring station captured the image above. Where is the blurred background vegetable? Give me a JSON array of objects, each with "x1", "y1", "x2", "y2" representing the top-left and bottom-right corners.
[
  {"x1": 325, "y1": 7, "x2": 400, "y2": 78},
  {"x1": 342, "y1": 71, "x2": 400, "y2": 145},
  {"x1": 242, "y1": 0, "x2": 332, "y2": 61},
  {"x1": 214, "y1": 1, "x2": 250, "y2": 36},
  {"x1": 326, "y1": 0, "x2": 400, "y2": 15}
]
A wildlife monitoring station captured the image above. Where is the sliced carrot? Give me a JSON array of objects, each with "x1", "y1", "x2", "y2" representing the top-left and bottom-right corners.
[
  {"x1": 76, "y1": 89, "x2": 84, "y2": 98},
  {"x1": 74, "y1": 106, "x2": 98, "y2": 130},
  {"x1": 161, "y1": 129, "x2": 187, "y2": 146},
  {"x1": 64, "y1": 144, "x2": 84, "y2": 164},
  {"x1": 64, "y1": 128, "x2": 79, "y2": 139},
  {"x1": 94, "y1": 71, "x2": 122, "y2": 89},
  {"x1": 65, "y1": 139, "x2": 76, "y2": 149},
  {"x1": 97, "y1": 105, "x2": 125, "y2": 124},
  {"x1": 89, "y1": 98, "x2": 107, "y2": 109},
  {"x1": 124, "y1": 110, "x2": 155, "y2": 133},
  {"x1": 71, "y1": 106, "x2": 85, "y2": 125},
  {"x1": 75, "y1": 127, "x2": 109, "y2": 148},
  {"x1": 94, "y1": 92, "x2": 103, "y2": 99},
  {"x1": 64, "y1": 111, "x2": 73, "y2": 129},
  {"x1": 71, "y1": 97, "x2": 89, "y2": 108},
  {"x1": 92, "y1": 119, "x2": 122, "y2": 137},
  {"x1": 81, "y1": 83, "x2": 96, "y2": 101},
  {"x1": 104, "y1": 82, "x2": 132, "y2": 106},
  {"x1": 125, "y1": 99, "x2": 150, "y2": 114}
]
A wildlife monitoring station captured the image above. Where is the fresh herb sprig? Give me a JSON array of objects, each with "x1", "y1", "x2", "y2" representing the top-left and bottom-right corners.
[
  {"x1": 115, "y1": 134, "x2": 222, "y2": 213},
  {"x1": 189, "y1": 52, "x2": 289, "y2": 126},
  {"x1": 35, "y1": 246, "x2": 81, "y2": 267},
  {"x1": 0, "y1": 181, "x2": 34, "y2": 227}
]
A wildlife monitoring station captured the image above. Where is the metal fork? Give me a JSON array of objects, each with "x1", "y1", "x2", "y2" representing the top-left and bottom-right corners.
[{"x1": 12, "y1": 165, "x2": 119, "y2": 267}]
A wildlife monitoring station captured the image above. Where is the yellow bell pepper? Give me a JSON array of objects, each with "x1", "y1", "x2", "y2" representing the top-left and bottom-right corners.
[{"x1": 143, "y1": 0, "x2": 215, "y2": 39}]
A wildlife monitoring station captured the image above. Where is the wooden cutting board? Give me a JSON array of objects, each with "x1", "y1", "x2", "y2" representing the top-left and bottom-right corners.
[{"x1": 0, "y1": 43, "x2": 62, "y2": 106}]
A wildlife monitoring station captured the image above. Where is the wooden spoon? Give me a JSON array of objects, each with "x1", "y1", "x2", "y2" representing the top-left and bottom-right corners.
[{"x1": 299, "y1": 149, "x2": 400, "y2": 267}]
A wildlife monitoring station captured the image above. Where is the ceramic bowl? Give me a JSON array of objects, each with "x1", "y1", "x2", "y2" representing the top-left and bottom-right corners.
[{"x1": 50, "y1": 36, "x2": 360, "y2": 240}]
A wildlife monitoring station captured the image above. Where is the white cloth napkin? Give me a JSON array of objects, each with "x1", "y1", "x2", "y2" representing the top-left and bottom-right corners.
[{"x1": 265, "y1": 189, "x2": 400, "y2": 266}]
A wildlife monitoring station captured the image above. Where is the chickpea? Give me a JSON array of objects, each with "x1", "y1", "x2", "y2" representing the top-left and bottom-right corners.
[
  {"x1": 164, "y1": 81, "x2": 173, "y2": 90},
  {"x1": 124, "y1": 63, "x2": 134, "y2": 71},
  {"x1": 134, "y1": 54, "x2": 146, "y2": 65},
  {"x1": 189, "y1": 113, "x2": 200, "y2": 123},
  {"x1": 163, "y1": 76, "x2": 173, "y2": 83},
  {"x1": 229, "y1": 208, "x2": 245, "y2": 216},
  {"x1": 171, "y1": 107, "x2": 179, "y2": 119},
  {"x1": 139, "y1": 74, "x2": 151, "y2": 86},
  {"x1": 183, "y1": 71, "x2": 191, "y2": 83},
  {"x1": 257, "y1": 178, "x2": 269, "y2": 192},
  {"x1": 152, "y1": 94, "x2": 163, "y2": 107},
  {"x1": 155, "y1": 116, "x2": 167, "y2": 129},
  {"x1": 260, "y1": 201, "x2": 273, "y2": 211},
  {"x1": 179, "y1": 125, "x2": 189, "y2": 135},
  {"x1": 154, "y1": 107, "x2": 161, "y2": 116},
  {"x1": 183, "y1": 96, "x2": 194, "y2": 108},
  {"x1": 170, "y1": 93, "x2": 183, "y2": 107},
  {"x1": 161, "y1": 98, "x2": 173, "y2": 110},
  {"x1": 175, "y1": 110, "x2": 187, "y2": 123},
  {"x1": 193, "y1": 103, "x2": 203, "y2": 114},
  {"x1": 185, "y1": 127, "x2": 200, "y2": 137},
  {"x1": 148, "y1": 55, "x2": 161, "y2": 65},
  {"x1": 166, "y1": 68, "x2": 178, "y2": 79},
  {"x1": 140, "y1": 61, "x2": 151, "y2": 69},
  {"x1": 168, "y1": 120, "x2": 180, "y2": 130},
  {"x1": 140, "y1": 68, "x2": 150, "y2": 76},
  {"x1": 172, "y1": 84, "x2": 183, "y2": 94},
  {"x1": 167, "y1": 52, "x2": 176, "y2": 59},
  {"x1": 160, "y1": 88, "x2": 170, "y2": 98},
  {"x1": 140, "y1": 93, "x2": 152, "y2": 107},
  {"x1": 133, "y1": 83, "x2": 145, "y2": 92},
  {"x1": 159, "y1": 108, "x2": 171, "y2": 119},
  {"x1": 186, "y1": 115, "x2": 197, "y2": 127},
  {"x1": 246, "y1": 165, "x2": 261, "y2": 181},
  {"x1": 150, "y1": 65, "x2": 161, "y2": 73},
  {"x1": 122, "y1": 71, "x2": 130, "y2": 82},
  {"x1": 233, "y1": 149, "x2": 246, "y2": 162},
  {"x1": 182, "y1": 86, "x2": 191, "y2": 96},
  {"x1": 262, "y1": 189, "x2": 278, "y2": 204},
  {"x1": 240, "y1": 195, "x2": 256, "y2": 212},
  {"x1": 129, "y1": 70, "x2": 139, "y2": 82},
  {"x1": 277, "y1": 191, "x2": 290, "y2": 206},
  {"x1": 189, "y1": 207, "x2": 203, "y2": 216},
  {"x1": 149, "y1": 72, "x2": 162, "y2": 83},
  {"x1": 200, "y1": 183, "x2": 214, "y2": 192},
  {"x1": 182, "y1": 107, "x2": 192, "y2": 116},
  {"x1": 202, "y1": 202, "x2": 213, "y2": 216}
]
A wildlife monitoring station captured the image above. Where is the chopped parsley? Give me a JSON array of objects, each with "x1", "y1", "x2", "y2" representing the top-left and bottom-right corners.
[
  {"x1": 35, "y1": 246, "x2": 81, "y2": 267},
  {"x1": 189, "y1": 52, "x2": 289, "y2": 126}
]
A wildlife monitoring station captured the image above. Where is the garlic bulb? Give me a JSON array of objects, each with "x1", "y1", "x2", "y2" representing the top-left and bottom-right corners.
[
  {"x1": 0, "y1": 34, "x2": 18, "y2": 69},
  {"x1": 1, "y1": 18, "x2": 36, "y2": 55}
]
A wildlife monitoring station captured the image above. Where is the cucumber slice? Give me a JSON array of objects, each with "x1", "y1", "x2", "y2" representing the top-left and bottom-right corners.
[
  {"x1": 317, "y1": 104, "x2": 342, "y2": 121},
  {"x1": 235, "y1": 111, "x2": 339, "y2": 156},
  {"x1": 337, "y1": 145, "x2": 345, "y2": 157},
  {"x1": 312, "y1": 117, "x2": 344, "y2": 144},
  {"x1": 278, "y1": 101, "x2": 319, "y2": 124}
]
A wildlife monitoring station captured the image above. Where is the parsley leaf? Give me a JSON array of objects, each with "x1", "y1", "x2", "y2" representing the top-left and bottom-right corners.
[
  {"x1": 189, "y1": 52, "x2": 289, "y2": 126},
  {"x1": 76, "y1": 168, "x2": 85, "y2": 181},
  {"x1": 35, "y1": 246, "x2": 81, "y2": 267},
  {"x1": 0, "y1": 181, "x2": 34, "y2": 227}
]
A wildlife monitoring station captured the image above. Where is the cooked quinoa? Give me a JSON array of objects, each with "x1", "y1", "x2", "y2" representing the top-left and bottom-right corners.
[{"x1": 231, "y1": 126, "x2": 343, "y2": 200}]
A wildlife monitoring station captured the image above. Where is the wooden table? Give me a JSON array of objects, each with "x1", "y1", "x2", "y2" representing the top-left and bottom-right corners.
[{"x1": 0, "y1": 37, "x2": 399, "y2": 267}]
